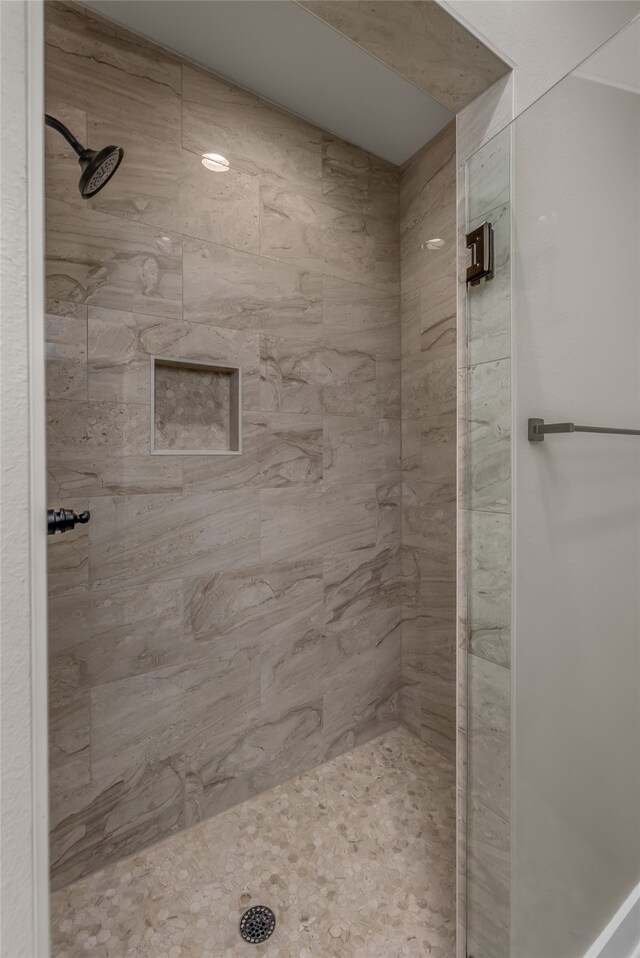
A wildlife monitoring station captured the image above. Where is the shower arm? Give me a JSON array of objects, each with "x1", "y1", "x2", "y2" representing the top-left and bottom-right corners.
[{"x1": 45, "y1": 113, "x2": 85, "y2": 156}]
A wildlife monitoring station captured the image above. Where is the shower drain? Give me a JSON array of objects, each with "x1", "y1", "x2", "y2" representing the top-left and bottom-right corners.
[{"x1": 239, "y1": 905, "x2": 276, "y2": 944}]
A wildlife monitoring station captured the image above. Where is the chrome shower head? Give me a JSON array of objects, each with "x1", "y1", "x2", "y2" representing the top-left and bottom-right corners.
[
  {"x1": 78, "y1": 145, "x2": 124, "y2": 198},
  {"x1": 45, "y1": 114, "x2": 124, "y2": 198}
]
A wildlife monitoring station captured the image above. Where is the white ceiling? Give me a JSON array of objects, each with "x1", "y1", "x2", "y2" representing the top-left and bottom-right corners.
[{"x1": 81, "y1": 0, "x2": 454, "y2": 165}]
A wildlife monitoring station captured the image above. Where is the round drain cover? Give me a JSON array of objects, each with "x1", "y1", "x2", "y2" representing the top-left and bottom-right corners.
[{"x1": 239, "y1": 905, "x2": 276, "y2": 944}]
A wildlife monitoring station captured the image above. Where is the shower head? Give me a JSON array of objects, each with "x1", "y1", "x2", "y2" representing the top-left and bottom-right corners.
[
  {"x1": 45, "y1": 114, "x2": 124, "y2": 198},
  {"x1": 78, "y1": 145, "x2": 124, "y2": 198}
]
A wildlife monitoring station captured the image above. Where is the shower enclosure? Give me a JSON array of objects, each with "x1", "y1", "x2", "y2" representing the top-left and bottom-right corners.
[
  {"x1": 464, "y1": 18, "x2": 640, "y2": 958},
  {"x1": 40, "y1": 3, "x2": 514, "y2": 954},
  {"x1": 19, "y1": 0, "x2": 637, "y2": 954}
]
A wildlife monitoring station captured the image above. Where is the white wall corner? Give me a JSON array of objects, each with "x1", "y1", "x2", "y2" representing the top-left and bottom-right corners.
[{"x1": 0, "y1": 0, "x2": 49, "y2": 955}]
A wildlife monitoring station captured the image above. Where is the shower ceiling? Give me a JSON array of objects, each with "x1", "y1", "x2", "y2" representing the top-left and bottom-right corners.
[{"x1": 79, "y1": 0, "x2": 454, "y2": 165}]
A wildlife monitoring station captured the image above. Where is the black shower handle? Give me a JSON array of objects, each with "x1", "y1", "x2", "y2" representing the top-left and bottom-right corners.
[{"x1": 47, "y1": 508, "x2": 91, "y2": 535}]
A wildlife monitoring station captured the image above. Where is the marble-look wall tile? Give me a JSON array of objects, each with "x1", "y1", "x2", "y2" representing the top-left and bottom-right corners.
[
  {"x1": 183, "y1": 238, "x2": 323, "y2": 339},
  {"x1": 466, "y1": 126, "x2": 511, "y2": 222},
  {"x1": 466, "y1": 797, "x2": 511, "y2": 958},
  {"x1": 322, "y1": 357, "x2": 381, "y2": 419},
  {"x1": 299, "y1": 1, "x2": 508, "y2": 112},
  {"x1": 49, "y1": 688, "x2": 91, "y2": 794},
  {"x1": 321, "y1": 134, "x2": 398, "y2": 216},
  {"x1": 187, "y1": 701, "x2": 327, "y2": 825},
  {"x1": 182, "y1": 63, "x2": 323, "y2": 198},
  {"x1": 324, "y1": 546, "x2": 401, "y2": 661},
  {"x1": 260, "y1": 186, "x2": 381, "y2": 288},
  {"x1": 90, "y1": 640, "x2": 261, "y2": 783},
  {"x1": 402, "y1": 478, "x2": 456, "y2": 561},
  {"x1": 401, "y1": 123, "x2": 457, "y2": 222},
  {"x1": 181, "y1": 414, "x2": 265, "y2": 494},
  {"x1": 48, "y1": 451, "x2": 183, "y2": 500},
  {"x1": 45, "y1": 2, "x2": 182, "y2": 146},
  {"x1": 401, "y1": 619, "x2": 456, "y2": 759},
  {"x1": 402, "y1": 418, "x2": 422, "y2": 477},
  {"x1": 49, "y1": 581, "x2": 185, "y2": 689},
  {"x1": 258, "y1": 412, "x2": 323, "y2": 486},
  {"x1": 401, "y1": 208, "x2": 456, "y2": 302},
  {"x1": 403, "y1": 351, "x2": 457, "y2": 421},
  {"x1": 323, "y1": 416, "x2": 400, "y2": 485},
  {"x1": 422, "y1": 412, "x2": 457, "y2": 485},
  {"x1": 185, "y1": 560, "x2": 322, "y2": 655},
  {"x1": 50, "y1": 759, "x2": 184, "y2": 891},
  {"x1": 401, "y1": 541, "x2": 456, "y2": 759},
  {"x1": 402, "y1": 546, "x2": 456, "y2": 622},
  {"x1": 260, "y1": 625, "x2": 330, "y2": 714},
  {"x1": 260, "y1": 335, "x2": 377, "y2": 416},
  {"x1": 467, "y1": 358, "x2": 511, "y2": 513},
  {"x1": 468, "y1": 654, "x2": 510, "y2": 822},
  {"x1": 420, "y1": 272, "x2": 458, "y2": 359},
  {"x1": 86, "y1": 120, "x2": 259, "y2": 254},
  {"x1": 322, "y1": 275, "x2": 399, "y2": 351},
  {"x1": 45, "y1": 302, "x2": 87, "y2": 401},
  {"x1": 324, "y1": 667, "x2": 400, "y2": 755},
  {"x1": 183, "y1": 402, "x2": 323, "y2": 496},
  {"x1": 400, "y1": 123, "x2": 456, "y2": 296},
  {"x1": 45, "y1": 1, "x2": 402, "y2": 887},
  {"x1": 257, "y1": 154, "x2": 400, "y2": 297},
  {"x1": 376, "y1": 351, "x2": 401, "y2": 420},
  {"x1": 47, "y1": 497, "x2": 90, "y2": 597},
  {"x1": 456, "y1": 784, "x2": 468, "y2": 958},
  {"x1": 46, "y1": 399, "x2": 164, "y2": 499},
  {"x1": 46, "y1": 198, "x2": 182, "y2": 319},
  {"x1": 400, "y1": 120, "x2": 457, "y2": 765},
  {"x1": 87, "y1": 307, "x2": 182, "y2": 404},
  {"x1": 48, "y1": 399, "x2": 149, "y2": 463},
  {"x1": 89, "y1": 490, "x2": 260, "y2": 589},
  {"x1": 376, "y1": 480, "x2": 402, "y2": 553},
  {"x1": 87, "y1": 307, "x2": 260, "y2": 409},
  {"x1": 467, "y1": 511, "x2": 511, "y2": 668},
  {"x1": 260, "y1": 484, "x2": 377, "y2": 563},
  {"x1": 49, "y1": 749, "x2": 91, "y2": 803},
  {"x1": 461, "y1": 73, "x2": 514, "y2": 958}
]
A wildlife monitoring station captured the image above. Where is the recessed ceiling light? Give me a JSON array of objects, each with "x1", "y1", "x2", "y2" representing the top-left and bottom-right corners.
[{"x1": 201, "y1": 152, "x2": 230, "y2": 173}]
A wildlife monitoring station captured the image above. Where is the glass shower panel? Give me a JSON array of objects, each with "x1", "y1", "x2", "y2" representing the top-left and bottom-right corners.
[
  {"x1": 511, "y1": 21, "x2": 640, "y2": 958},
  {"x1": 464, "y1": 17, "x2": 640, "y2": 958},
  {"x1": 464, "y1": 125, "x2": 512, "y2": 958}
]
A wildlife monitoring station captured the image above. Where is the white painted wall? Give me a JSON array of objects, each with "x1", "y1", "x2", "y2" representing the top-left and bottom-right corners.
[
  {"x1": 511, "y1": 25, "x2": 640, "y2": 958},
  {"x1": 0, "y1": 1, "x2": 49, "y2": 955},
  {"x1": 441, "y1": 0, "x2": 640, "y2": 115}
]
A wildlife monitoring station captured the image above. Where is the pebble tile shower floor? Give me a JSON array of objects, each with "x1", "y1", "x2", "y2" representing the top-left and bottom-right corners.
[{"x1": 51, "y1": 727, "x2": 455, "y2": 958}]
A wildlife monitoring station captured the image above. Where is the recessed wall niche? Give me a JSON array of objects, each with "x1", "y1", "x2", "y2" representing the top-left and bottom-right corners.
[{"x1": 151, "y1": 356, "x2": 242, "y2": 455}]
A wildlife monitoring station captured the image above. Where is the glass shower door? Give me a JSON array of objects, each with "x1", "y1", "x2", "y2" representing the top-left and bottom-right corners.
[{"x1": 465, "y1": 17, "x2": 640, "y2": 958}]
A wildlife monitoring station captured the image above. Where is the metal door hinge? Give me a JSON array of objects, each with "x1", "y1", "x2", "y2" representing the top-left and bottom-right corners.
[{"x1": 466, "y1": 221, "x2": 494, "y2": 286}]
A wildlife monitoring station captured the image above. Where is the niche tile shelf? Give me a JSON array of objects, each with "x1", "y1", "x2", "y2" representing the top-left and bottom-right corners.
[{"x1": 151, "y1": 356, "x2": 242, "y2": 455}]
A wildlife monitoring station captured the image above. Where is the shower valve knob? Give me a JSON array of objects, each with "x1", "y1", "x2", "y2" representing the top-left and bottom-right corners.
[{"x1": 47, "y1": 507, "x2": 91, "y2": 535}]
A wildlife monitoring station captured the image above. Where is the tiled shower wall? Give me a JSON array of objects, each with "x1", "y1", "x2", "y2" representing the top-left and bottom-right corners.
[
  {"x1": 45, "y1": 2, "x2": 403, "y2": 889},
  {"x1": 464, "y1": 126, "x2": 512, "y2": 958},
  {"x1": 400, "y1": 123, "x2": 457, "y2": 760}
]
